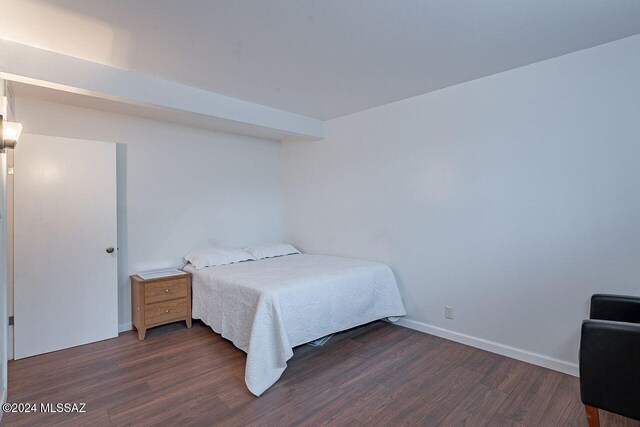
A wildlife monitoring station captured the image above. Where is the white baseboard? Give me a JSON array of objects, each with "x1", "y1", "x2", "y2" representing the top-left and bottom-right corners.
[
  {"x1": 118, "y1": 322, "x2": 132, "y2": 333},
  {"x1": 394, "y1": 318, "x2": 579, "y2": 377},
  {"x1": 0, "y1": 386, "x2": 6, "y2": 422}
]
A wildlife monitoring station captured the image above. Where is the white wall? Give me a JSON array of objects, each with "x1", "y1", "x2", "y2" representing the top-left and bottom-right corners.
[
  {"x1": 283, "y1": 35, "x2": 640, "y2": 373},
  {"x1": 0, "y1": 80, "x2": 8, "y2": 408},
  {"x1": 14, "y1": 97, "x2": 284, "y2": 329}
]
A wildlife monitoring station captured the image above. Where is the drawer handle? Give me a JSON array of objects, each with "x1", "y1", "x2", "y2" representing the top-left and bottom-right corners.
[
  {"x1": 165, "y1": 289, "x2": 170, "y2": 293},
  {"x1": 165, "y1": 309, "x2": 170, "y2": 313}
]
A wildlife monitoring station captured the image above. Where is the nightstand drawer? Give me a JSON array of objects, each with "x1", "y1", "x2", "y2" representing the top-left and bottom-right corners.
[
  {"x1": 144, "y1": 278, "x2": 188, "y2": 303},
  {"x1": 145, "y1": 299, "x2": 188, "y2": 325}
]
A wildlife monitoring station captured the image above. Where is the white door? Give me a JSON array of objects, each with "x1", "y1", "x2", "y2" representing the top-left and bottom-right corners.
[{"x1": 13, "y1": 134, "x2": 118, "y2": 359}]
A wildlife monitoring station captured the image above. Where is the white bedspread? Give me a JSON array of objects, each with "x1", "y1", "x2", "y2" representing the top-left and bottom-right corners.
[{"x1": 185, "y1": 254, "x2": 406, "y2": 396}]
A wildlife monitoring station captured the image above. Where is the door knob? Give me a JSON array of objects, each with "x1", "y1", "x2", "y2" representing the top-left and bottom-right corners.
[{"x1": 106, "y1": 247, "x2": 115, "y2": 254}]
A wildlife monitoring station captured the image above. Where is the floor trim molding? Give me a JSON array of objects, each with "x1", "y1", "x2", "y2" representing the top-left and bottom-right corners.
[
  {"x1": 118, "y1": 322, "x2": 132, "y2": 333},
  {"x1": 394, "y1": 318, "x2": 579, "y2": 377},
  {"x1": 0, "y1": 386, "x2": 6, "y2": 421}
]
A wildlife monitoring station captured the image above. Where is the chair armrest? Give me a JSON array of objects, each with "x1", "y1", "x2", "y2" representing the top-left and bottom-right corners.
[
  {"x1": 580, "y1": 319, "x2": 640, "y2": 421},
  {"x1": 590, "y1": 294, "x2": 640, "y2": 324}
]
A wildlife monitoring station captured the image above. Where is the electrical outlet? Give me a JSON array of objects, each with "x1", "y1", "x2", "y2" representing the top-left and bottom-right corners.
[{"x1": 445, "y1": 305, "x2": 454, "y2": 320}]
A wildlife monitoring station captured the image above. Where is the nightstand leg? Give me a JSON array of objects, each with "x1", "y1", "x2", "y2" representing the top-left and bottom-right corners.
[
  {"x1": 137, "y1": 327, "x2": 146, "y2": 340},
  {"x1": 186, "y1": 318, "x2": 192, "y2": 328}
]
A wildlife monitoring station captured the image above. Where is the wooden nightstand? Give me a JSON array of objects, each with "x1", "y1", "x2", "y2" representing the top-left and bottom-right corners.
[{"x1": 131, "y1": 271, "x2": 192, "y2": 340}]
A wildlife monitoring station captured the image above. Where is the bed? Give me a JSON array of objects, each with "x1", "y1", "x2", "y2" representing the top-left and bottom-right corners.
[{"x1": 184, "y1": 253, "x2": 406, "y2": 396}]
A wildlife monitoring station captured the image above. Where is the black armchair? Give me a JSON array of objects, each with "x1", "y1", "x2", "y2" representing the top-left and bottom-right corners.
[{"x1": 580, "y1": 294, "x2": 640, "y2": 426}]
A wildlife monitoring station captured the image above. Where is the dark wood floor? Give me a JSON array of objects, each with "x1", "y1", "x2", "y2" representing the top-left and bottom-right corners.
[{"x1": 2, "y1": 321, "x2": 638, "y2": 426}]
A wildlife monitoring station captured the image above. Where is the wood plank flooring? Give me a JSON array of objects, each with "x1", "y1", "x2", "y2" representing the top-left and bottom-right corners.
[{"x1": 2, "y1": 321, "x2": 639, "y2": 426}]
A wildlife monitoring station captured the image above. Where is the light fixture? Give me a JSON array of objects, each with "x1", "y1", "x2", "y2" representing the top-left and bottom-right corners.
[{"x1": 0, "y1": 114, "x2": 23, "y2": 150}]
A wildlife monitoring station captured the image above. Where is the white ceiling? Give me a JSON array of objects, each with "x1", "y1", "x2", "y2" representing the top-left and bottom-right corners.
[{"x1": 2, "y1": 0, "x2": 640, "y2": 120}]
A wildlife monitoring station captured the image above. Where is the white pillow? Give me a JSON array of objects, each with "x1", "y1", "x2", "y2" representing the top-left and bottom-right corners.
[
  {"x1": 183, "y1": 247, "x2": 255, "y2": 270},
  {"x1": 244, "y1": 243, "x2": 301, "y2": 260}
]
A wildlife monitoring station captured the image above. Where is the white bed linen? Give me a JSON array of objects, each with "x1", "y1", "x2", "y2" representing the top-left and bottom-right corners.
[{"x1": 185, "y1": 254, "x2": 406, "y2": 396}]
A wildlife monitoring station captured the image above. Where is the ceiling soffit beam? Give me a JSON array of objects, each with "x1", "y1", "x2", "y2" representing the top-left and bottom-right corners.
[{"x1": 0, "y1": 39, "x2": 324, "y2": 141}]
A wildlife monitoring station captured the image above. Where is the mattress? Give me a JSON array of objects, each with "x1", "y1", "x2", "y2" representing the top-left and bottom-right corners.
[{"x1": 185, "y1": 253, "x2": 406, "y2": 396}]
